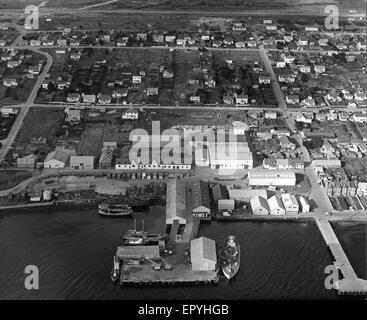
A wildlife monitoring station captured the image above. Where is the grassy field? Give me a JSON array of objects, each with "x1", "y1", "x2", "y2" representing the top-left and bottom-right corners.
[
  {"x1": 2, "y1": 0, "x2": 365, "y2": 12},
  {"x1": 13, "y1": 107, "x2": 65, "y2": 158},
  {"x1": 0, "y1": 170, "x2": 32, "y2": 191}
]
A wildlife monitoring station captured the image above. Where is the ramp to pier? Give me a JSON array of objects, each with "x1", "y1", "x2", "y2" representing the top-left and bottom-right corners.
[{"x1": 315, "y1": 218, "x2": 367, "y2": 295}]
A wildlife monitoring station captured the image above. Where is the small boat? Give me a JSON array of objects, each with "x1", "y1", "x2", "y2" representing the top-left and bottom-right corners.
[
  {"x1": 99, "y1": 203, "x2": 133, "y2": 217},
  {"x1": 220, "y1": 235, "x2": 240, "y2": 280},
  {"x1": 111, "y1": 256, "x2": 120, "y2": 283}
]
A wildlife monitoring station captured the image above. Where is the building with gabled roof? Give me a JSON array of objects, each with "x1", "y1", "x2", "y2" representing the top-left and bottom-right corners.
[
  {"x1": 281, "y1": 193, "x2": 299, "y2": 214},
  {"x1": 250, "y1": 196, "x2": 270, "y2": 215},
  {"x1": 44, "y1": 150, "x2": 69, "y2": 168},
  {"x1": 190, "y1": 236, "x2": 217, "y2": 271},
  {"x1": 268, "y1": 195, "x2": 285, "y2": 215},
  {"x1": 166, "y1": 177, "x2": 187, "y2": 225},
  {"x1": 189, "y1": 180, "x2": 211, "y2": 220}
]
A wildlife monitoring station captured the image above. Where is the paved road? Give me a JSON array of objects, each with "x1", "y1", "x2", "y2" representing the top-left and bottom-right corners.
[
  {"x1": 305, "y1": 164, "x2": 334, "y2": 213},
  {"x1": 0, "y1": 37, "x2": 53, "y2": 163},
  {"x1": 259, "y1": 45, "x2": 287, "y2": 111}
]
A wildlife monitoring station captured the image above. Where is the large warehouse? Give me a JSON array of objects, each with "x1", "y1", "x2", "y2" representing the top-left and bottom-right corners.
[
  {"x1": 248, "y1": 170, "x2": 296, "y2": 186},
  {"x1": 190, "y1": 237, "x2": 217, "y2": 271},
  {"x1": 166, "y1": 177, "x2": 187, "y2": 225},
  {"x1": 208, "y1": 141, "x2": 253, "y2": 169}
]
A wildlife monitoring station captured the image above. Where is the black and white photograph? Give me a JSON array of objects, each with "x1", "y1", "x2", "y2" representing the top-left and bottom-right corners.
[{"x1": 0, "y1": 0, "x2": 366, "y2": 314}]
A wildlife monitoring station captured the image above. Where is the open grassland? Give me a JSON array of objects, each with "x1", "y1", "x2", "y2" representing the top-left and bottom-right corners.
[
  {"x1": 1, "y1": 0, "x2": 365, "y2": 13},
  {"x1": 0, "y1": 170, "x2": 32, "y2": 191}
]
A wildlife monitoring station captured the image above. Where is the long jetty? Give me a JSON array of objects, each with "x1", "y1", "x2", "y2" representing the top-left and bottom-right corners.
[{"x1": 315, "y1": 218, "x2": 367, "y2": 296}]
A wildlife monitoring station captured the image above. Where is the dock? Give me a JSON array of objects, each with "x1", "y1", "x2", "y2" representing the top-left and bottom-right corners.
[
  {"x1": 315, "y1": 218, "x2": 367, "y2": 296},
  {"x1": 120, "y1": 263, "x2": 218, "y2": 286}
]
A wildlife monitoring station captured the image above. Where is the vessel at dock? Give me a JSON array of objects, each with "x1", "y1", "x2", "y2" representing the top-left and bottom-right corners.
[
  {"x1": 220, "y1": 235, "x2": 240, "y2": 280},
  {"x1": 123, "y1": 219, "x2": 167, "y2": 245},
  {"x1": 111, "y1": 256, "x2": 121, "y2": 283},
  {"x1": 98, "y1": 203, "x2": 133, "y2": 217}
]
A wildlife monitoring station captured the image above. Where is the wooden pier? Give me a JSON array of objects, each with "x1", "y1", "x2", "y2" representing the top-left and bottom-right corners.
[
  {"x1": 315, "y1": 218, "x2": 367, "y2": 296},
  {"x1": 120, "y1": 264, "x2": 218, "y2": 286}
]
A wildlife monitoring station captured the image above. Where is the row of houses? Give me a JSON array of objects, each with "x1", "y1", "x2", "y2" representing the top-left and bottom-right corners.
[
  {"x1": 327, "y1": 180, "x2": 367, "y2": 197},
  {"x1": 250, "y1": 194, "x2": 310, "y2": 215}
]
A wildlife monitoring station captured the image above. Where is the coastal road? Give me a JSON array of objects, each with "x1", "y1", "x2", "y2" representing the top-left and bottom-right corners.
[
  {"x1": 259, "y1": 45, "x2": 287, "y2": 111},
  {"x1": 305, "y1": 164, "x2": 333, "y2": 213}
]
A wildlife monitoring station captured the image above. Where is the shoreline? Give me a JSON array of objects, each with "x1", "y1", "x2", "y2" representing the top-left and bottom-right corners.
[{"x1": 1, "y1": 200, "x2": 366, "y2": 223}]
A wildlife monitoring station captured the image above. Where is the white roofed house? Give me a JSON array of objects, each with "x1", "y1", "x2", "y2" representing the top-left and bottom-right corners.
[
  {"x1": 190, "y1": 237, "x2": 217, "y2": 271},
  {"x1": 281, "y1": 193, "x2": 299, "y2": 215},
  {"x1": 268, "y1": 195, "x2": 286, "y2": 215},
  {"x1": 44, "y1": 150, "x2": 69, "y2": 168},
  {"x1": 189, "y1": 180, "x2": 211, "y2": 221},
  {"x1": 298, "y1": 196, "x2": 310, "y2": 213},
  {"x1": 357, "y1": 182, "x2": 367, "y2": 196},
  {"x1": 122, "y1": 108, "x2": 138, "y2": 120},
  {"x1": 235, "y1": 95, "x2": 248, "y2": 106},
  {"x1": 250, "y1": 196, "x2": 270, "y2": 215}
]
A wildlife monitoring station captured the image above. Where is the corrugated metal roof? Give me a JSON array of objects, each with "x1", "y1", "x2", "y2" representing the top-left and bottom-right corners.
[
  {"x1": 190, "y1": 180, "x2": 210, "y2": 210},
  {"x1": 190, "y1": 236, "x2": 217, "y2": 262}
]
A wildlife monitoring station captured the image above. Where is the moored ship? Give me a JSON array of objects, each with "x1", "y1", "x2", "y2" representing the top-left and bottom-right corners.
[
  {"x1": 220, "y1": 235, "x2": 240, "y2": 280},
  {"x1": 98, "y1": 204, "x2": 133, "y2": 217}
]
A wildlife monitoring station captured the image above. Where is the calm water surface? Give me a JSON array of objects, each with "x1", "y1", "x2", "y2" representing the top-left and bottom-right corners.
[{"x1": 0, "y1": 206, "x2": 365, "y2": 299}]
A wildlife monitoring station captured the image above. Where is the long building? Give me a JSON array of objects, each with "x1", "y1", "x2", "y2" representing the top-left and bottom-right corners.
[
  {"x1": 166, "y1": 177, "x2": 187, "y2": 225},
  {"x1": 189, "y1": 180, "x2": 211, "y2": 220},
  {"x1": 248, "y1": 170, "x2": 296, "y2": 186}
]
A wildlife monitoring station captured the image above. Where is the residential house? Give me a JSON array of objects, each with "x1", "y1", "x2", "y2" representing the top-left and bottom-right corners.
[
  {"x1": 17, "y1": 154, "x2": 37, "y2": 169},
  {"x1": 279, "y1": 136, "x2": 295, "y2": 150},
  {"x1": 82, "y1": 94, "x2": 96, "y2": 104},
  {"x1": 65, "y1": 108, "x2": 81, "y2": 123},
  {"x1": 122, "y1": 108, "x2": 139, "y2": 120},
  {"x1": 66, "y1": 93, "x2": 80, "y2": 103}
]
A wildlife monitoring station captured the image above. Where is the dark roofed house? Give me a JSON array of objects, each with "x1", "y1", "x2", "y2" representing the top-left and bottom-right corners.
[
  {"x1": 212, "y1": 184, "x2": 229, "y2": 205},
  {"x1": 190, "y1": 180, "x2": 211, "y2": 220}
]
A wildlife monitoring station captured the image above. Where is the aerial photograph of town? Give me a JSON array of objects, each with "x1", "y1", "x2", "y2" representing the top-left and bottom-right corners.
[{"x1": 0, "y1": 0, "x2": 366, "y2": 311}]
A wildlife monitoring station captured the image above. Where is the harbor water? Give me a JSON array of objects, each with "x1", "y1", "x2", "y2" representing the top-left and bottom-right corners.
[{"x1": 0, "y1": 206, "x2": 365, "y2": 299}]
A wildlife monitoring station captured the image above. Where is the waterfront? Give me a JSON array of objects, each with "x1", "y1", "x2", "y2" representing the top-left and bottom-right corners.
[{"x1": 0, "y1": 206, "x2": 365, "y2": 300}]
